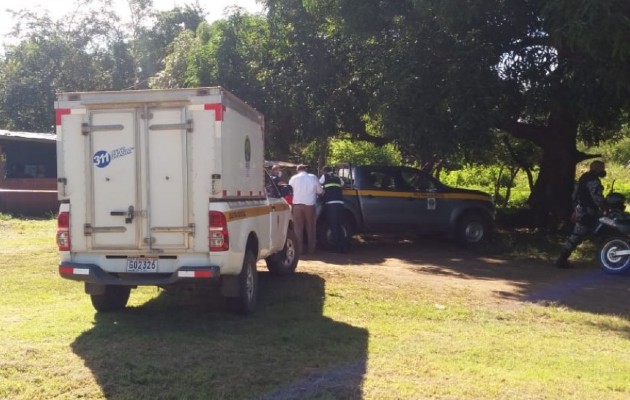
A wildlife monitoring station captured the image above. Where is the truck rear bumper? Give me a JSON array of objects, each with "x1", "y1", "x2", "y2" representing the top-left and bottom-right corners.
[{"x1": 59, "y1": 262, "x2": 221, "y2": 286}]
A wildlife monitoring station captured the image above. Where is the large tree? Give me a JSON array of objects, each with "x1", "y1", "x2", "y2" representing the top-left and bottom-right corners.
[
  {"x1": 132, "y1": 2, "x2": 206, "y2": 88},
  {"x1": 303, "y1": 0, "x2": 630, "y2": 225},
  {"x1": 177, "y1": 2, "x2": 370, "y2": 163},
  {"x1": 0, "y1": 1, "x2": 205, "y2": 130},
  {"x1": 0, "y1": 1, "x2": 126, "y2": 131}
]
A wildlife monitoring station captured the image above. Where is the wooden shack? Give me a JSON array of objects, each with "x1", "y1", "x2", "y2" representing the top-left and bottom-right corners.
[{"x1": 0, "y1": 131, "x2": 57, "y2": 216}]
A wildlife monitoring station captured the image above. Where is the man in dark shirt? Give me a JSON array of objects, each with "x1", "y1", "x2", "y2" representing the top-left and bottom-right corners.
[{"x1": 319, "y1": 166, "x2": 348, "y2": 253}]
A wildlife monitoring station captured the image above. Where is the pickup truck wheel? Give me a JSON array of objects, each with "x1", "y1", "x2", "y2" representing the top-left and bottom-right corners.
[
  {"x1": 317, "y1": 219, "x2": 352, "y2": 251},
  {"x1": 456, "y1": 214, "x2": 488, "y2": 245},
  {"x1": 90, "y1": 285, "x2": 131, "y2": 312},
  {"x1": 265, "y1": 229, "x2": 299, "y2": 276},
  {"x1": 229, "y1": 250, "x2": 258, "y2": 315}
]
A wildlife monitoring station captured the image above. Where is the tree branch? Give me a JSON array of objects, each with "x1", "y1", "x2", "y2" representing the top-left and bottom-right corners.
[
  {"x1": 506, "y1": 36, "x2": 555, "y2": 52},
  {"x1": 497, "y1": 120, "x2": 547, "y2": 147},
  {"x1": 575, "y1": 151, "x2": 602, "y2": 163},
  {"x1": 501, "y1": 136, "x2": 531, "y2": 170},
  {"x1": 347, "y1": 125, "x2": 390, "y2": 147}
]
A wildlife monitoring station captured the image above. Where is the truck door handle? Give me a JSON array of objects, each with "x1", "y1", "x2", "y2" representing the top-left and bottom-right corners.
[
  {"x1": 125, "y1": 205, "x2": 135, "y2": 224},
  {"x1": 110, "y1": 205, "x2": 137, "y2": 223}
]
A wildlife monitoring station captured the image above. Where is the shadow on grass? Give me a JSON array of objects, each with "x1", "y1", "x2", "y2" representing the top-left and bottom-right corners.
[
  {"x1": 316, "y1": 230, "x2": 630, "y2": 321},
  {"x1": 71, "y1": 272, "x2": 368, "y2": 400}
]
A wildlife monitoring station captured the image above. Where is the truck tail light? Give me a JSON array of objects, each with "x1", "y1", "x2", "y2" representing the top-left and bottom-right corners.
[
  {"x1": 209, "y1": 211, "x2": 229, "y2": 251},
  {"x1": 57, "y1": 211, "x2": 71, "y2": 251}
]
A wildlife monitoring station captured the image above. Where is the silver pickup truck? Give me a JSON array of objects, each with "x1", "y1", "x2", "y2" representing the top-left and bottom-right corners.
[{"x1": 316, "y1": 165, "x2": 495, "y2": 247}]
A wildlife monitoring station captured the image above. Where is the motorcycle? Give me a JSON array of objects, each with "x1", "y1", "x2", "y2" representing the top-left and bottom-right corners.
[{"x1": 595, "y1": 192, "x2": 630, "y2": 274}]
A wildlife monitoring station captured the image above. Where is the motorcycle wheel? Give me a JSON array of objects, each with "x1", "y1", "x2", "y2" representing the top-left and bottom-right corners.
[{"x1": 599, "y1": 237, "x2": 630, "y2": 275}]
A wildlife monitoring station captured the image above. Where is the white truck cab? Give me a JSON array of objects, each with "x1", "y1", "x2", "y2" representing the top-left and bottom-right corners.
[{"x1": 55, "y1": 87, "x2": 298, "y2": 314}]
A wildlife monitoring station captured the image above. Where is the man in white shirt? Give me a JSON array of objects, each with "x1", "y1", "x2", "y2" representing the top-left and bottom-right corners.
[{"x1": 288, "y1": 164, "x2": 323, "y2": 254}]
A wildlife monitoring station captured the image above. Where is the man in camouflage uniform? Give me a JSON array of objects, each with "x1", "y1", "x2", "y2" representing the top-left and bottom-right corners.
[{"x1": 555, "y1": 160, "x2": 607, "y2": 268}]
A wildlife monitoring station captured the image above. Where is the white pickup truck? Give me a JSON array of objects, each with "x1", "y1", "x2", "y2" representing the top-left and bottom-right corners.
[{"x1": 55, "y1": 87, "x2": 298, "y2": 314}]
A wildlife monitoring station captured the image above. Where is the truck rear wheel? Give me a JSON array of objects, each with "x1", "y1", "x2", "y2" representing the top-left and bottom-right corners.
[
  {"x1": 265, "y1": 228, "x2": 299, "y2": 275},
  {"x1": 90, "y1": 285, "x2": 131, "y2": 312},
  {"x1": 228, "y1": 250, "x2": 258, "y2": 314}
]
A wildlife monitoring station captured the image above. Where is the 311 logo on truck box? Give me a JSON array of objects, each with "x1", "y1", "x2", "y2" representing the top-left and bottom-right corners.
[{"x1": 93, "y1": 146, "x2": 135, "y2": 168}]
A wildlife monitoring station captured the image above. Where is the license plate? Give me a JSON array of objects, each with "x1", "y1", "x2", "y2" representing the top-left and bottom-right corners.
[{"x1": 126, "y1": 258, "x2": 158, "y2": 273}]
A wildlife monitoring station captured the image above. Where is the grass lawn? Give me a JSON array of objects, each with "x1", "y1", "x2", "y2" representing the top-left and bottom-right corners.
[{"x1": 1, "y1": 217, "x2": 630, "y2": 399}]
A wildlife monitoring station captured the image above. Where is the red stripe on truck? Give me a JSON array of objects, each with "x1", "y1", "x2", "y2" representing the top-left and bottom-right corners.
[
  {"x1": 56, "y1": 109, "x2": 71, "y2": 125},
  {"x1": 204, "y1": 103, "x2": 225, "y2": 121}
]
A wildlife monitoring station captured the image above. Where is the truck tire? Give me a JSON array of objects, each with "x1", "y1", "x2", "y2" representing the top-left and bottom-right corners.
[
  {"x1": 317, "y1": 218, "x2": 352, "y2": 251},
  {"x1": 90, "y1": 285, "x2": 131, "y2": 312},
  {"x1": 456, "y1": 213, "x2": 488, "y2": 246},
  {"x1": 228, "y1": 250, "x2": 258, "y2": 315},
  {"x1": 265, "y1": 228, "x2": 299, "y2": 276}
]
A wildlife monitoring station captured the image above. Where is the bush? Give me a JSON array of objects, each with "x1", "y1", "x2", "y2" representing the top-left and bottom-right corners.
[
  {"x1": 441, "y1": 164, "x2": 534, "y2": 207},
  {"x1": 328, "y1": 138, "x2": 402, "y2": 166}
]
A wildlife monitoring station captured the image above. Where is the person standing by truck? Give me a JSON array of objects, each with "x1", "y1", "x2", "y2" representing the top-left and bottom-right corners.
[
  {"x1": 289, "y1": 164, "x2": 323, "y2": 255},
  {"x1": 320, "y1": 166, "x2": 348, "y2": 253},
  {"x1": 270, "y1": 165, "x2": 285, "y2": 186}
]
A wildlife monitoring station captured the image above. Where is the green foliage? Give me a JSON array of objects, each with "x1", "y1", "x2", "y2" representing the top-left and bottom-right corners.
[
  {"x1": 441, "y1": 165, "x2": 500, "y2": 189},
  {"x1": 0, "y1": 0, "x2": 628, "y2": 226},
  {"x1": 301, "y1": 0, "x2": 630, "y2": 225},
  {"x1": 583, "y1": 125, "x2": 630, "y2": 165},
  {"x1": 327, "y1": 138, "x2": 402, "y2": 166},
  {"x1": 0, "y1": 3, "x2": 128, "y2": 130},
  {"x1": 149, "y1": 30, "x2": 199, "y2": 88},
  {"x1": 441, "y1": 164, "x2": 534, "y2": 207},
  {"x1": 441, "y1": 160, "x2": 630, "y2": 209},
  {"x1": 132, "y1": 4, "x2": 207, "y2": 87},
  {"x1": 0, "y1": 2, "x2": 207, "y2": 131}
]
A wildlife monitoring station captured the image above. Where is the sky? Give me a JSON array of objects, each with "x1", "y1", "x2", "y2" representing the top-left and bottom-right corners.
[{"x1": 0, "y1": 0, "x2": 264, "y2": 44}]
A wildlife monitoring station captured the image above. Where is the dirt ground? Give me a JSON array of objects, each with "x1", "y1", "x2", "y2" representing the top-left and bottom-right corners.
[{"x1": 295, "y1": 235, "x2": 630, "y2": 318}]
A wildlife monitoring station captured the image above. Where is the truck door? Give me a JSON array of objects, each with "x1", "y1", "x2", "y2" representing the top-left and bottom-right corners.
[
  {"x1": 397, "y1": 168, "x2": 444, "y2": 231},
  {"x1": 265, "y1": 172, "x2": 287, "y2": 254},
  {"x1": 89, "y1": 110, "x2": 141, "y2": 249},
  {"x1": 358, "y1": 169, "x2": 414, "y2": 230},
  {"x1": 87, "y1": 107, "x2": 190, "y2": 251},
  {"x1": 144, "y1": 107, "x2": 190, "y2": 250}
]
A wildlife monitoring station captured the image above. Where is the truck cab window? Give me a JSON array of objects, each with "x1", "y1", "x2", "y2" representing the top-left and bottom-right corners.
[{"x1": 401, "y1": 170, "x2": 435, "y2": 191}]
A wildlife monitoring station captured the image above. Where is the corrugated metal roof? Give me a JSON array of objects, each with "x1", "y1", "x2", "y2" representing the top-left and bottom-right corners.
[{"x1": 0, "y1": 130, "x2": 56, "y2": 143}]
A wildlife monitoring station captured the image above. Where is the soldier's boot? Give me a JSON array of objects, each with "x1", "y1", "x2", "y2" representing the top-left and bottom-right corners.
[{"x1": 554, "y1": 249, "x2": 574, "y2": 269}]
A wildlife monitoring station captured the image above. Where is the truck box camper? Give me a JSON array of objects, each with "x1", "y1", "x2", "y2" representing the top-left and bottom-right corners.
[{"x1": 55, "y1": 87, "x2": 298, "y2": 313}]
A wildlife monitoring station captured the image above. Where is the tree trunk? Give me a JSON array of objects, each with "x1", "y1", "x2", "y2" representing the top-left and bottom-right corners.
[
  {"x1": 524, "y1": 167, "x2": 534, "y2": 193},
  {"x1": 494, "y1": 166, "x2": 504, "y2": 204},
  {"x1": 317, "y1": 137, "x2": 328, "y2": 172},
  {"x1": 526, "y1": 114, "x2": 578, "y2": 227},
  {"x1": 505, "y1": 167, "x2": 519, "y2": 206}
]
